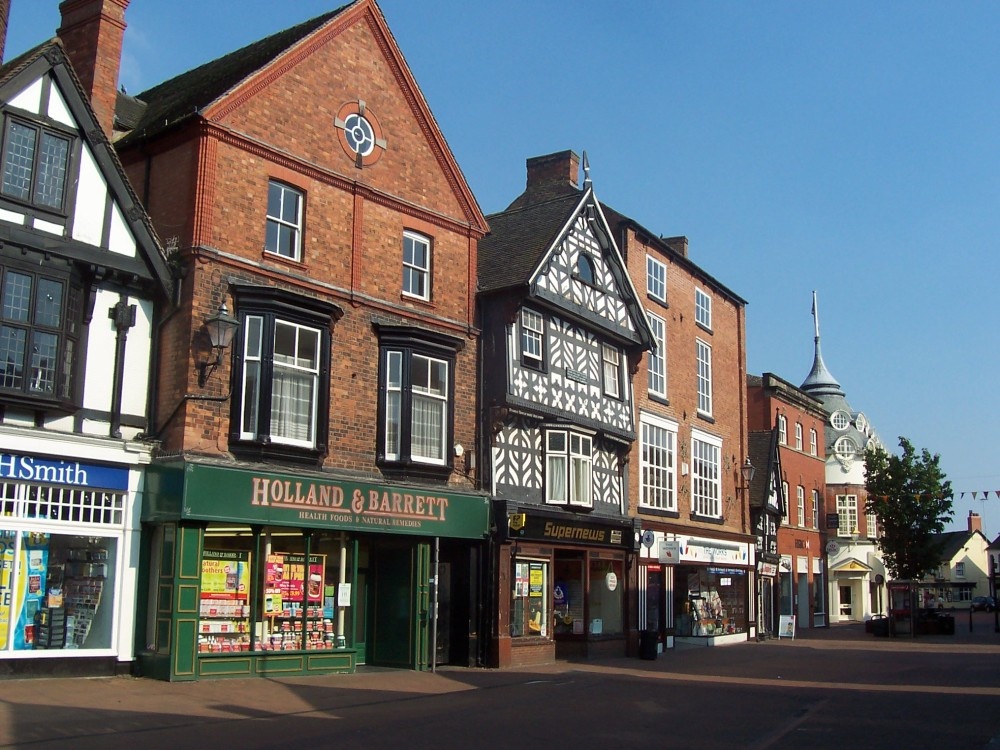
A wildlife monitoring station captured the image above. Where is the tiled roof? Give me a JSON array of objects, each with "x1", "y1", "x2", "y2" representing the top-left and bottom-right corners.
[
  {"x1": 118, "y1": 5, "x2": 351, "y2": 146},
  {"x1": 478, "y1": 189, "x2": 582, "y2": 293}
]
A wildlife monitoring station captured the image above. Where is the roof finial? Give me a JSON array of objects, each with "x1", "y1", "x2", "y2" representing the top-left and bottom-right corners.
[
  {"x1": 581, "y1": 150, "x2": 592, "y2": 189},
  {"x1": 811, "y1": 289, "x2": 820, "y2": 340}
]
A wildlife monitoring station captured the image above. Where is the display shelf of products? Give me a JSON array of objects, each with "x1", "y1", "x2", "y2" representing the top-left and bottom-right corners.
[
  {"x1": 198, "y1": 597, "x2": 251, "y2": 652},
  {"x1": 34, "y1": 606, "x2": 67, "y2": 649},
  {"x1": 64, "y1": 547, "x2": 106, "y2": 649},
  {"x1": 257, "y1": 606, "x2": 338, "y2": 651}
]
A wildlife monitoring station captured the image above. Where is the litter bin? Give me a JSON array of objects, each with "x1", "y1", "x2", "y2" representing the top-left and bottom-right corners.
[
  {"x1": 870, "y1": 615, "x2": 889, "y2": 637},
  {"x1": 639, "y1": 630, "x2": 658, "y2": 660}
]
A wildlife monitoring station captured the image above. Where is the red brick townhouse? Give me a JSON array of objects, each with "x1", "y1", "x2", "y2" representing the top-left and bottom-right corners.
[
  {"x1": 61, "y1": 0, "x2": 491, "y2": 680},
  {"x1": 607, "y1": 205, "x2": 755, "y2": 651},
  {"x1": 747, "y1": 372, "x2": 829, "y2": 635}
]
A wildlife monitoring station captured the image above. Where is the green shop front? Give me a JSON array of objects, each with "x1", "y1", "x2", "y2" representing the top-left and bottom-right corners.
[{"x1": 140, "y1": 461, "x2": 490, "y2": 680}]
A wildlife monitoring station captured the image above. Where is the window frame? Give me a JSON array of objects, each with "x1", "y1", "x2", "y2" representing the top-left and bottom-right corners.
[
  {"x1": 795, "y1": 423, "x2": 803, "y2": 451},
  {"x1": 777, "y1": 415, "x2": 787, "y2": 444},
  {"x1": 782, "y1": 481, "x2": 790, "y2": 525},
  {"x1": 601, "y1": 343, "x2": 622, "y2": 399},
  {"x1": 696, "y1": 338, "x2": 712, "y2": 416},
  {"x1": 376, "y1": 324, "x2": 460, "y2": 475},
  {"x1": 797, "y1": 485, "x2": 805, "y2": 527},
  {"x1": 544, "y1": 427, "x2": 593, "y2": 508},
  {"x1": 811, "y1": 489, "x2": 820, "y2": 529},
  {"x1": 228, "y1": 286, "x2": 337, "y2": 464},
  {"x1": 0, "y1": 253, "x2": 82, "y2": 410},
  {"x1": 810, "y1": 428, "x2": 818, "y2": 456},
  {"x1": 402, "y1": 230, "x2": 432, "y2": 302},
  {"x1": 264, "y1": 180, "x2": 304, "y2": 262},
  {"x1": 646, "y1": 255, "x2": 666, "y2": 304},
  {"x1": 837, "y1": 494, "x2": 858, "y2": 538},
  {"x1": 695, "y1": 287, "x2": 712, "y2": 330},
  {"x1": 1, "y1": 114, "x2": 75, "y2": 216},
  {"x1": 519, "y1": 308, "x2": 545, "y2": 370},
  {"x1": 646, "y1": 311, "x2": 666, "y2": 399},
  {"x1": 690, "y1": 430, "x2": 721, "y2": 519},
  {"x1": 639, "y1": 414, "x2": 677, "y2": 512}
]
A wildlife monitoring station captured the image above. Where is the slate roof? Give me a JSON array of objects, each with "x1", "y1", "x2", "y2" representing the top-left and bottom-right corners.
[
  {"x1": 932, "y1": 529, "x2": 988, "y2": 562},
  {"x1": 479, "y1": 189, "x2": 582, "y2": 293},
  {"x1": 117, "y1": 4, "x2": 351, "y2": 146}
]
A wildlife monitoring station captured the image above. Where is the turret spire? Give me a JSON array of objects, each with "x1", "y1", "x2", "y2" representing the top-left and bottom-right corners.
[{"x1": 801, "y1": 290, "x2": 843, "y2": 396}]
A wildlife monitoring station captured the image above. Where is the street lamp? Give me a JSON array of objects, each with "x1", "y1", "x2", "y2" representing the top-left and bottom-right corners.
[{"x1": 196, "y1": 302, "x2": 240, "y2": 387}]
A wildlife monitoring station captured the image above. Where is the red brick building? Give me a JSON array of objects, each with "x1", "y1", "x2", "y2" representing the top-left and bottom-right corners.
[
  {"x1": 747, "y1": 373, "x2": 829, "y2": 633},
  {"x1": 607, "y1": 203, "x2": 755, "y2": 649},
  {"x1": 62, "y1": 0, "x2": 491, "y2": 679}
]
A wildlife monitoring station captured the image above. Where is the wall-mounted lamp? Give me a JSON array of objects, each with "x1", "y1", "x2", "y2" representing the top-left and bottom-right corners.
[
  {"x1": 197, "y1": 302, "x2": 239, "y2": 387},
  {"x1": 741, "y1": 457, "x2": 756, "y2": 487}
]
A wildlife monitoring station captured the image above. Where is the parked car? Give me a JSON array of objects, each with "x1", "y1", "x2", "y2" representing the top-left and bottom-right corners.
[{"x1": 970, "y1": 596, "x2": 996, "y2": 612}]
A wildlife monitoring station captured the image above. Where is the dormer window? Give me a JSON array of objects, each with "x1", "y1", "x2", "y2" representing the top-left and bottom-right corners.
[
  {"x1": 2, "y1": 117, "x2": 72, "y2": 213},
  {"x1": 576, "y1": 253, "x2": 595, "y2": 285}
]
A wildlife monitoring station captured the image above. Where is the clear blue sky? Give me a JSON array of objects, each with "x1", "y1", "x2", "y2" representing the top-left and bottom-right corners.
[{"x1": 7, "y1": 1, "x2": 999, "y2": 539}]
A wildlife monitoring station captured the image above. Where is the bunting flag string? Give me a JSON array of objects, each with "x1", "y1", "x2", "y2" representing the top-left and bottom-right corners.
[
  {"x1": 957, "y1": 490, "x2": 1000, "y2": 500},
  {"x1": 865, "y1": 490, "x2": 1000, "y2": 501}
]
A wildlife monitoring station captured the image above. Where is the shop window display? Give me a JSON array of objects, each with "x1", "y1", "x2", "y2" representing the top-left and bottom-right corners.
[
  {"x1": 0, "y1": 529, "x2": 117, "y2": 651},
  {"x1": 511, "y1": 558, "x2": 549, "y2": 637},
  {"x1": 675, "y1": 568, "x2": 747, "y2": 637},
  {"x1": 198, "y1": 526, "x2": 349, "y2": 654}
]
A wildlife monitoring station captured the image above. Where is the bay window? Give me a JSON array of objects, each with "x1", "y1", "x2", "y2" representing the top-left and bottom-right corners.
[
  {"x1": 229, "y1": 286, "x2": 337, "y2": 462},
  {"x1": 545, "y1": 428, "x2": 593, "y2": 507},
  {"x1": 377, "y1": 324, "x2": 459, "y2": 473}
]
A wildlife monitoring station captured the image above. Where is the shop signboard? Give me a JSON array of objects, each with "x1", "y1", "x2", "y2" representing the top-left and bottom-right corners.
[
  {"x1": 157, "y1": 462, "x2": 490, "y2": 539},
  {"x1": 514, "y1": 513, "x2": 635, "y2": 550},
  {"x1": 677, "y1": 535, "x2": 751, "y2": 566},
  {"x1": 0, "y1": 451, "x2": 129, "y2": 491}
]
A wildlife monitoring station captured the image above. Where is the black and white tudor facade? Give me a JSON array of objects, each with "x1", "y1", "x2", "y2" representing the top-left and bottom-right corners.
[
  {"x1": 479, "y1": 152, "x2": 653, "y2": 666},
  {"x1": 0, "y1": 41, "x2": 171, "y2": 674}
]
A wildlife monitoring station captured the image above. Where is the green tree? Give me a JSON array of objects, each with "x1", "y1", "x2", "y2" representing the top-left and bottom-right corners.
[{"x1": 864, "y1": 437, "x2": 953, "y2": 581}]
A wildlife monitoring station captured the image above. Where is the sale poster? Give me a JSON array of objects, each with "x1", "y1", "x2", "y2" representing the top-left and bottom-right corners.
[{"x1": 200, "y1": 550, "x2": 250, "y2": 600}]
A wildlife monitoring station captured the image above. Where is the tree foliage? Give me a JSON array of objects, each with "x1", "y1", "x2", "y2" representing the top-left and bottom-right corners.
[{"x1": 864, "y1": 437, "x2": 953, "y2": 581}]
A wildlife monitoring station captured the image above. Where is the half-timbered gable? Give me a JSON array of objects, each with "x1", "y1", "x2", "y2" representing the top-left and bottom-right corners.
[
  {"x1": 0, "y1": 41, "x2": 170, "y2": 436},
  {"x1": 480, "y1": 152, "x2": 652, "y2": 517}
]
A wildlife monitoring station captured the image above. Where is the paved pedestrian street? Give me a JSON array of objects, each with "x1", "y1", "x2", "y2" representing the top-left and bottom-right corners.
[{"x1": 2, "y1": 618, "x2": 999, "y2": 750}]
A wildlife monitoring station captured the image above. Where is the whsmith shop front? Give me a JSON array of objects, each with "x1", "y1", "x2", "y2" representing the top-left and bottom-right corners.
[
  {"x1": 140, "y1": 460, "x2": 490, "y2": 681},
  {"x1": 496, "y1": 502, "x2": 640, "y2": 668}
]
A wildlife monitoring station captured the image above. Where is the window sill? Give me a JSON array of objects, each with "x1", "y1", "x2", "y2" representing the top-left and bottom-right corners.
[
  {"x1": 400, "y1": 292, "x2": 434, "y2": 309},
  {"x1": 261, "y1": 250, "x2": 308, "y2": 270},
  {"x1": 638, "y1": 507, "x2": 680, "y2": 519},
  {"x1": 688, "y1": 513, "x2": 725, "y2": 525}
]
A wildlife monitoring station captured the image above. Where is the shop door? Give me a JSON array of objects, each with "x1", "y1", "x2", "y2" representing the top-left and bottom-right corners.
[
  {"x1": 369, "y1": 544, "x2": 415, "y2": 667},
  {"x1": 433, "y1": 561, "x2": 451, "y2": 666},
  {"x1": 839, "y1": 584, "x2": 853, "y2": 619},
  {"x1": 797, "y1": 574, "x2": 810, "y2": 627}
]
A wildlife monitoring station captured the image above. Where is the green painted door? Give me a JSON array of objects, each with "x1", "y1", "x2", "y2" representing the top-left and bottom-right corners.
[{"x1": 369, "y1": 544, "x2": 416, "y2": 667}]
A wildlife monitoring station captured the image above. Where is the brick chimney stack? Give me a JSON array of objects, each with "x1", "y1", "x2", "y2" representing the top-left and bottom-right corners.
[
  {"x1": 526, "y1": 150, "x2": 580, "y2": 190},
  {"x1": 57, "y1": 0, "x2": 129, "y2": 140},
  {"x1": 968, "y1": 511, "x2": 982, "y2": 534}
]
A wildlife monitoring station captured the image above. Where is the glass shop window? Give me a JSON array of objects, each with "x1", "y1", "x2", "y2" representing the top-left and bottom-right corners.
[
  {"x1": 0, "y1": 529, "x2": 118, "y2": 651},
  {"x1": 511, "y1": 557, "x2": 549, "y2": 638}
]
